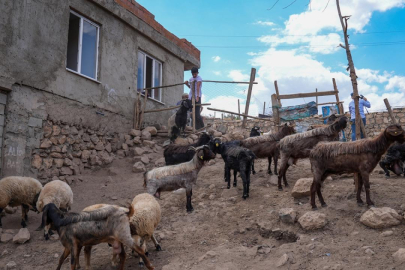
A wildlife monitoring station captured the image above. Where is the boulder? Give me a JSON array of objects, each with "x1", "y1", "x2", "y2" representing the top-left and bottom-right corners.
[
  {"x1": 298, "y1": 212, "x2": 327, "y2": 230},
  {"x1": 141, "y1": 130, "x2": 151, "y2": 140},
  {"x1": 360, "y1": 207, "x2": 402, "y2": 229},
  {"x1": 141, "y1": 156, "x2": 149, "y2": 164},
  {"x1": 276, "y1": 254, "x2": 289, "y2": 267},
  {"x1": 144, "y1": 126, "x2": 157, "y2": 136},
  {"x1": 174, "y1": 137, "x2": 189, "y2": 145},
  {"x1": 230, "y1": 130, "x2": 245, "y2": 140},
  {"x1": 31, "y1": 155, "x2": 42, "y2": 169},
  {"x1": 133, "y1": 147, "x2": 145, "y2": 156},
  {"x1": 94, "y1": 142, "x2": 105, "y2": 151},
  {"x1": 143, "y1": 140, "x2": 156, "y2": 148},
  {"x1": 393, "y1": 248, "x2": 405, "y2": 262},
  {"x1": 132, "y1": 162, "x2": 146, "y2": 173},
  {"x1": 291, "y1": 178, "x2": 313, "y2": 198},
  {"x1": 133, "y1": 136, "x2": 142, "y2": 144},
  {"x1": 217, "y1": 125, "x2": 228, "y2": 134},
  {"x1": 58, "y1": 136, "x2": 67, "y2": 144},
  {"x1": 279, "y1": 208, "x2": 297, "y2": 224},
  {"x1": 105, "y1": 143, "x2": 112, "y2": 153},
  {"x1": 12, "y1": 228, "x2": 30, "y2": 244},
  {"x1": 60, "y1": 167, "x2": 73, "y2": 176},
  {"x1": 130, "y1": 129, "x2": 142, "y2": 137},
  {"x1": 1, "y1": 233, "x2": 14, "y2": 243},
  {"x1": 213, "y1": 131, "x2": 223, "y2": 138}
]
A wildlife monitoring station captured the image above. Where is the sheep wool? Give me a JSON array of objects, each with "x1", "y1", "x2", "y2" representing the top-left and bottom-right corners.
[
  {"x1": 37, "y1": 180, "x2": 73, "y2": 213},
  {"x1": 130, "y1": 193, "x2": 161, "y2": 239},
  {"x1": 0, "y1": 176, "x2": 42, "y2": 209}
]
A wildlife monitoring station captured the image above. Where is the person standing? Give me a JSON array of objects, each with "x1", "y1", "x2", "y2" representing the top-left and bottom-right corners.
[
  {"x1": 349, "y1": 93, "x2": 371, "y2": 141},
  {"x1": 185, "y1": 67, "x2": 204, "y2": 130}
]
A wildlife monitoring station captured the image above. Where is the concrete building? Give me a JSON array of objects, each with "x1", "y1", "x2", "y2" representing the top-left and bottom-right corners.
[{"x1": 0, "y1": 0, "x2": 200, "y2": 178}]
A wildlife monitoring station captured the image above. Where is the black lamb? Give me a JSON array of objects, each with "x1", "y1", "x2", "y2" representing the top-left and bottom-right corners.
[
  {"x1": 170, "y1": 99, "x2": 193, "y2": 141},
  {"x1": 210, "y1": 138, "x2": 241, "y2": 186},
  {"x1": 164, "y1": 133, "x2": 212, "y2": 165},
  {"x1": 379, "y1": 142, "x2": 405, "y2": 177},
  {"x1": 224, "y1": 146, "x2": 256, "y2": 199},
  {"x1": 250, "y1": 126, "x2": 261, "y2": 137}
]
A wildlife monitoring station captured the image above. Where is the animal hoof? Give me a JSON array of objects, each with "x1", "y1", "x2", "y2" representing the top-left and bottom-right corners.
[
  {"x1": 156, "y1": 245, "x2": 162, "y2": 251},
  {"x1": 227, "y1": 186, "x2": 230, "y2": 189},
  {"x1": 224, "y1": 179, "x2": 227, "y2": 182},
  {"x1": 312, "y1": 206, "x2": 318, "y2": 211},
  {"x1": 48, "y1": 230, "x2": 54, "y2": 236},
  {"x1": 187, "y1": 208, "x2": 194, "y2": 213},
  {"x1": 268, "y1": 171, "x2": 273, "y2": 175},
  {"x1": 284, "y1": 183, "x2": 289, "y2": 188},
  {"x1": 139, "y1": 262, "x2": 145, "y2": 268},
  {"x1": 278, "y1": 187, "x2": 283, "y2": 191},
  {"x1": 145, "y1": 251, "x2": 149, "y2": 257},
  {"x1": 321, "y1": 203, "x2": 327, "y2": 208},
  {"x1": 357, "y1": 201, "x2": 364, "y2": 206},
  {"x1": 274, "y1": 172, "x2": 278, "y2": 175},
  {"x1": 21, "y1": 221, "x2": 27, "y2": 228},
  {"x1": 45, "y1": 234, "x2": 49, "y2": 241},
  {"x1": 233, "y1": 183, "x2": 237, "y2": 187}
]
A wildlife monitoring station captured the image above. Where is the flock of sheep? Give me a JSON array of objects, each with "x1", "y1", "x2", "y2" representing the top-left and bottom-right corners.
[{"x1": 1, "y1": 114, "x2": 405, "y2": 270}]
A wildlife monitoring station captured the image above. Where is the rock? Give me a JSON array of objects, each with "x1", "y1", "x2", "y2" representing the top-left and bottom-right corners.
[
  {"x1": 133, "y1": 136, "x2": 142, "y2": 144},
  {"x1": 116, "y1": 150, "x2": 125, "y2": 158},
  {"x1": 209, "y1": 194, "x2": 216, "y2": 200},
  {"x1": 122, "y1": 143, "x2": 129, "y2": 151},
  {"x1": 1, "y1": 233, "x2": 14, "y2": 243},
  {"x1": 279, "y1": 208, "x2": 297, "y2": 224},
  {"x1": 360, "y1": 207, "x2": 401, "y2": 229},
  {"x1": 141, "y1": 130, "x2": 151, "y2": 140},
  {"x1": 90, "y1": 134, "x2": 99, "y2": 144},
  {"x1": 43, "y1": 126, "x2": 53, "y2": 138},
  {"x1": 365, "y1": 248, "x2": 375, "y2": 255},
  {"x1": 95, "y1": 142, "x2": 105, "y2": 151},
  {"x1": 133, "y1": 147, "x2": 145, "y2": 156},
  {"x1": 52, "y1": 125, "x2": 61, "y2": 136},
  {"x1": 172, "y1": 188, "x2": 185, "y2": 195},
  {"x1": 43, "y1": 158, "x2": 53, "y2": 169},
  {"x1": 144, "y1": 126, "x2": 157, "y2": 136},
  {"x1": 189, "y1": 134, "x2": 198, "y2": 140},
  {"x1": 141, "y1": 156, "x2": 149, "y2": 164},
  {"x1": 130, "y1": 129, "x2": 142, "y2": 137},
  {"x1": 213, "y1": 131, "x2": 222, "y2": 137},
  {"x1": 209, "y1": 184, "x2": 216, "y2": 190},
  {"x1": 40, "y1": 139, "x2": 52, "y2": 149},
  {"x1": 298, "y1": 212, "x2": 327, "y2": 230},
  {"x1": 291, "y1": 178, "x2": 313, "y2": 198},
  {"x1": 60, "y1": 167, "x2": 73, "y2": 176},
  {"x1": 53, "y1": 159, "x2": 63, "y2": 168},
  {"x1": 81, "y1": 150, "x2": 91, "y2": 161},
  {"x1": 50, "y1": 137, "x2": 58, "y2": 145},
  {"x1": 381, "y1": 230, "x2": 394, "y2": 237},
  {"x1": 155, "y1": 157, "x2": 165, "y2": 166},
  {"x1": 217, "y1": 125, "x2": 228, "y2": 134},
  {"x1": 31, "y1": 155, "x2": 42, "y2": 169},
  {"x1": 393, "y1": 248, "x2": 405, "y2": 262},
  {"x1": 143, "y1": 140, "x2": 156, "y2": 147},
  {"x1": 174, "y1": 137, "x2": 189, "y2": 145},
  {"x1": 132, "y1": 162, "x2": 146, "y2": 173},
  {"x1": 230, "y1": 130, "x2": 245, "y2": 140},
  {"x1": 12, "y1": 228, "x2": 30, "y2": 244},
  {"x1": 5, "y1": 261, "x2": 17, "y2": 269},
  {"x1": 208, "y1": 159, "x2": 216, "y2": 166},
  {"x1": 276, "y1": 254, "x2": 289, "y2": 267},
  {"x1": 4, "y1": 207, "x2": 17, "y2": 214},
  {"x1": 105, "y1": 143, "x2": 112, "y2": 153}
]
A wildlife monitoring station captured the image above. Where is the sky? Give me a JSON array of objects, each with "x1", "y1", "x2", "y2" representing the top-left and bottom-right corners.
[{"x1": 137, "y1": 0, "x2": 405, "y2": 117}]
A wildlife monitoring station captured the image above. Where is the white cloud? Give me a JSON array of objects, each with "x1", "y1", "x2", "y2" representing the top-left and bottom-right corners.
[
  {"x1": 255, "y1": 20, "x2": 275, "y2": 26},
  {"x1": 385, "y1": 75, "x2": 405, "y2": 91},
  {"x1": 212, "y1": 56, "x2": 221, "y2": 62},
  {"x1": 356, "y1": 69, "x2": 390, "y2": 84},
  {"x1": 213, "y1": 71, "x2": 222, "y2": 76},
  {"x1": 228, "y1": 70, "x2": 250, "y2": 82},
  {"x1": 201, "y1": 95, "x2": 259, "y2": 117}
]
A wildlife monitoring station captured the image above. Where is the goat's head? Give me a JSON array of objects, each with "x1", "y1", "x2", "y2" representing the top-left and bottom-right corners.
[
  {"x1": 331, "y1": 116, "x2": 348, "y2": 132},
  {"x1": 209, "y1": 137, "x2": 222, "y2": 154},
  {"x1": 36, "y1": 203, "x2": 63, "y2": 235},
  {"x1": 197, "y1": 132, "x2": 212, "y2": 145},
  {"x1": 192, "y1": 145, "x2": 216, "y2": 162},
  {"x1": 385, "y1": 124, "x2": 405, "y2": 143},
  {"x1": 326, "y1": 114, "x2": 338, "y2": 125},
  {"x1": 250, "y1": 126, "x2": 261, "y2": 137},
  {"x1": 280, "y1": 122, "x2": 296, "y2": 135}
]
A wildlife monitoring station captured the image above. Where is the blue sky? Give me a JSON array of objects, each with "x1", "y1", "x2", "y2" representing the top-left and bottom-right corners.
[{"x1": 137, "y1": 0, "x2": 405, "y2": 116}]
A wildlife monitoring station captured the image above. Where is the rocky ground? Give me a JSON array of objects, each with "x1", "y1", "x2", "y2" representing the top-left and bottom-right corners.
[{"x1": 1, "y1": 143, "x2": 405, "y2": 270}]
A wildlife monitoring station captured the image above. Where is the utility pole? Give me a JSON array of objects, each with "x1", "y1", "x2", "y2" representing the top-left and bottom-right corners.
[{"x1": 336, "y1": 0, "x2": 361, "y2": 140}]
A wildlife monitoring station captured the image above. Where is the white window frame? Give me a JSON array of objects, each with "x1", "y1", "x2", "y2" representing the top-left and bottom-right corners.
[
  {"x1": 66, "y1": 10, "x2": 100, "y2": 81},
  {"x1": 138, "y1": 51, "x2": 163, "y2": 103}
]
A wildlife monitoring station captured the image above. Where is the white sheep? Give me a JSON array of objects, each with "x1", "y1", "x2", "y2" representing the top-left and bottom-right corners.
[
  {"x1": 0, "y1": 176, "x2": 43, "y2": 228},
  {"x1": 83, "y1": 194, "x2": 162, "y2": 268},
  {"x1": 36, "y1": 180, "x2": 73, "y2": 239}
]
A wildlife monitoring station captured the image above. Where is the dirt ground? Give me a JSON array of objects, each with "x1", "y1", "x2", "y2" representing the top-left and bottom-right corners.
[{"x1": 1, "y1": 144, "x2": 405, "y2": 270}]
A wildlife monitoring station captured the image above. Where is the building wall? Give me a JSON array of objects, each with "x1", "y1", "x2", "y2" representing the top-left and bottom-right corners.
[{"x1": 0, "y1": 0, "x2": 197, "y2": 177}]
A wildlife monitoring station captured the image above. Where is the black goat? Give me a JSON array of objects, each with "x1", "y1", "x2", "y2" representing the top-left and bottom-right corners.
[
  {"x1": 224, "y1": 146, "x2": 256, "y2": 199},
  {"x1": 164, "y1": 133, "x2": 212, "y2": 165},
  {"x1": 250, "y1": 126, "x2": 261, "y2": 137},
  {"x1": 379, "y1": 142, "x2": 405, "y2": 177},
  {"x1": 170, "y1": 99, "x2": 192, "y2": 141},
  {"x1": 210, "y1": 138, "x2": 241, "y2": 186}
]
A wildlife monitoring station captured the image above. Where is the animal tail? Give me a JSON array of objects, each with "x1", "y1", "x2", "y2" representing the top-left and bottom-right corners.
[
  {"x1": 127, "y1": 204, "x2": 135, "y2": 218},
  {"x1": 143, "y1": 171, "x2": 148, "y2": 188}
]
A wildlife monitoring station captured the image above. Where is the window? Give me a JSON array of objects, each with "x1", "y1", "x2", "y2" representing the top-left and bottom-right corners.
[
  {"x1": 137, "y1": 51, "x2": 162, "y2": 102},
  {"x1": 66, "y1": 11, "x2": 99, "y2": 80}
]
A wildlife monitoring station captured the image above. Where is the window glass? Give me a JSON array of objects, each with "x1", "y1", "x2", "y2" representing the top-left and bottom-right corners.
[
  {"x1": 153, "y1": 62, "x2": 161, "y2": 100},
  {"x1": 81, "y1": 20, "x2": 98, "y2": 78},
  {"x1": 66, "y1": 13, "x2": 80, "y2": 71},
  {"x1": 137, "y1": 52, "x2": 144, "y2": 92},
  {"x1": 137, "y1": 52, "x2": 162, "y2": 101},
  {"x1": 145, "y1": 56, "x2": 153, "y2": 97}
]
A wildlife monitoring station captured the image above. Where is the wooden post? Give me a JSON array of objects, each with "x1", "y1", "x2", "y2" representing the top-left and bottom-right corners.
[
  {"x1": 242, "y1": 68, "x2": 256, "y2": 128},
  {"x1": 332, "y1": 78, "x2": 344, "y2": 114},
  {"x1": 336, "y1": 0, "x2": 361, "y2": 141},
  {"x1": 192, "y1": 80, "x2": 196, "y2": 132},
  {"x1": 316, "y1": 88, "x2": 318, "y2": 107},
  {"x1": 271, "y1": 94, "x2": 280, "y2": 126},
  {"x1": 384, "y1": 98, "x2": 398, "y2": 124},
  {"x1": 263, "y1": 102, "x2": 266, "y2": 115},
  {"x1": 133, "y1": 96, "x2": 138, "y2": 129},
  {"x1": 238, "y1": 99, "x2": 240, "y2": 115},
  {"x1": 221, "y1": 113, "x2": 224, "y2": 122},
  {"x1": 139, "y1": 89, "x2": 148, "y2": 130},
  {"x1": 274, "y1": 80, "x2": 281, "y2": 105}
]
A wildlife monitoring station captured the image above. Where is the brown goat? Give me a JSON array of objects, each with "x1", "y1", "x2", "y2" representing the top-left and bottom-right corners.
[
  {"x1": 240, "y1": 124, "x2": 295, "y2": 175},
  {"x1": 309, "y1": 124, "x2": 405, "y2": 209},
  {"x1": 277, "y1": 116, "x2": 348, "y2": 190}
]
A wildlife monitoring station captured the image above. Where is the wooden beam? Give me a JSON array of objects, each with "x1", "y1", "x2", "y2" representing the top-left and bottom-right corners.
[
  {"x1": 202, "y1": 80, "x2": 258, "y2": 84},
  {"x1": 139, "y1": 89, "x2": 148, "y2": 129},
  {"x1": 384, "y1": 98, "x2": 398, "y2": 124},
  {"x1": 278, "y1": 91, "x2": 337, "y2": 100},
  {"x1": 333, "y1": 78, "x2": 344, "y2": 114},
  {"x1": 143, "y1": 103, "x2": 211, "y2": 113},
  {"x1": 316, "y1": 88, "x2": 318, "y2": 107},
  {"x1": 192, "y1": 81, "x2": 196, "y2": 132},
  {"x1": 274, "y1": 80, "x2": 281, "y2": 105},
  {"x1": 207, "y1": 107, "x2": 273, "y2": 122},
  {"x1": 316, "y1": 101, "x2": 344, "y2": 106},
  {"x1": 139, "y1": 82, "x2": 185, "y2": 92},
  {"x1": 242, "y1": 68, "x2": 256, "y2": 128}
]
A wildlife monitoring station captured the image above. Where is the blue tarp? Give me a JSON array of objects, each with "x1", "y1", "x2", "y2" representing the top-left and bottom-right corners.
[
  {"x1": 279, "y1": 101, "x2": 318, "y2": 121},
  {"x1": 321, "y1": 105, "x2": 346, "y2": 141}
]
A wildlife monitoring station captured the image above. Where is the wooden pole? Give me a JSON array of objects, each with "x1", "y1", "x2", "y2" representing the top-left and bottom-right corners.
[
  {"x1": 336, "y1": 0, "x2": 361, "y2": 141},
  {"x1": 143, "y1": 103, "x2": 211, "y2": 113},
  {"x1": 278, "y1": 91, "x2": 337, "y2": 100},
  {"x1": 242, "y1": 68, "x2": 256, "y2": 128},
  {"x1": 207, "y1": 108, "x2": 273, "y2": 122},
  {"x1": 274, "y1": 80, "x2": 281, "y2": 105},
  {"x1": 192, "y1": 80, "x2": 196, "y2": 132},
  {"x1": 238, "y1": 99, "x2": 240, "y2": 115},
  {"x1": 384, "y1": 98, "x2": 398, "y2": 124},
  {"x1": 139, "y1": 89, "x2": 148, "y2": 129},
  {"x1": 332, "y1": 78, "x2": 344, "y2": 114},
  {"x1": 271, "y1": 94, "x2": 280, "y2": 126},
  {"x1": 133, "y1": 97, "x2": 137, "y2": 129},
  {"x1": 263, "y1": 102, "x2": 266, "y2": 115},
  {"x1": 316, "y1": 88, "x2": 318, "y2": 107}
]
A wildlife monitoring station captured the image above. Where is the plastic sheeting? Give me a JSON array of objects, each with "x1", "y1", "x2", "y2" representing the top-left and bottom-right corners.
[{"x1": 279, "y1": 101, "x2": 318, "y2": 121}]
